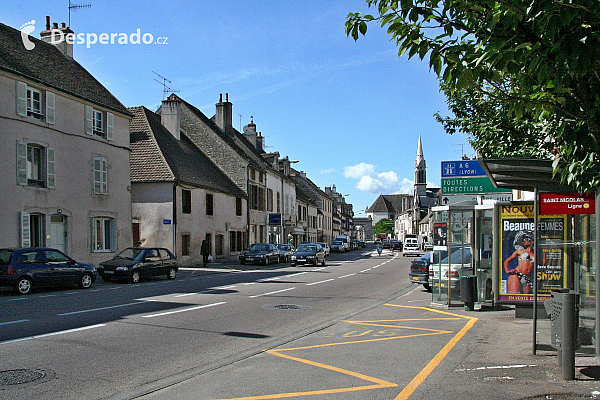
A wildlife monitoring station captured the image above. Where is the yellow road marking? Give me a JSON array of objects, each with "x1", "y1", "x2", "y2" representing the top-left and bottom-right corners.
[{"x1": 216, "y1": 304, "x2": 477, "y2": 400}]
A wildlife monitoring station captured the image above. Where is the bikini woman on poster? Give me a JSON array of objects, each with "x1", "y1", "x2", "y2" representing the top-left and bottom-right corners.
[{"x1": 503, "y1": 230, "x2": 535, "y2": 294}]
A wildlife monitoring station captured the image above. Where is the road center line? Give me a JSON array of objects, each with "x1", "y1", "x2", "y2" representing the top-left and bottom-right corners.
[
  {"x1": 287, "y1": 272, "x2": 308, "y2": 277},
  {"x1": 339, "y1": 273, "x2": 356, "y2": 278},
  {"x1": 58, "y1": 301, "x2": 151, "y2": 316},
  {"x1": 143, "y1": 302, "x2": 226, "y2": 318},
  {"x1": 0, "y1": 319, "x2": 30, "y2": 326},
  {"x1": 306, "y1": 279, "x2": 335, "y2": 286},
  {"x1": 175, "y1": 286, "x2": 236, "y2": 297},
  {"x1": 360, "y1": 269, "x2": 371, "y2": 273},
  {"x1": 250, "y1": 287, "x2": 296, "y2": 298},
  {"x1": 1, "y1": 324, "x2": 106, "y2": 345}
]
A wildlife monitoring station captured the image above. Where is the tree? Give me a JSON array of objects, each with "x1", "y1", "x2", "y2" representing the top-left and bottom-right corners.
[
  {"x1": 373, "y1": 218, "x2": 395, "y2": 236},
  {"x1": 346, "y1": 0, "x2": 600, "y2": 192}
]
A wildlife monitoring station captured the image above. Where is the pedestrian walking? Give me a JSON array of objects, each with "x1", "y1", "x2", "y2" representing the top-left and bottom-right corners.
[{"x1": 201, "y1": 240, "x2": 210, "y2": 267}]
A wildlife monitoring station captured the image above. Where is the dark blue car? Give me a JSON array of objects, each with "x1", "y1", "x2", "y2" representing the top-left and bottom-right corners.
[
  {"x1": 409, "y1": 251, "x2": 433, "y2": 290},
  {"x1": 0, "y1": 248, "x2": 97, "y2": 295}
]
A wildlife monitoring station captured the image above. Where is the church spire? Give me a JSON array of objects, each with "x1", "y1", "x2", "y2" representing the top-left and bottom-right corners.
[{"x1": 415, "y1": 135, "x2": 426, "y2": 185}]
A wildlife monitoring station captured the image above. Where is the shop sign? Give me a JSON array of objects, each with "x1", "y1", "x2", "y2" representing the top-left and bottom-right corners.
[
  {"x1": 497, "y1": 203, "x2": 567, "y2": 304},
  {"x1": 268, "y1": 213, "x2": 282, "y2": 225},
  {"x1": 540, "y1": 192, "x2": 595, "y2": 215}
]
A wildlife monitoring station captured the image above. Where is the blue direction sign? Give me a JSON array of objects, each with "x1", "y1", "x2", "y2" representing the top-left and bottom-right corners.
[{"x1": 441, "y1": 160, "x2": 486, "y2": 178}]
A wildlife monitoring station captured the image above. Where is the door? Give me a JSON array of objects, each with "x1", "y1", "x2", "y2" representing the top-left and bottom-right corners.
[
  {"x1": 44, "y1": 249, "x2": 78, "y2": 284},
  {"x1": 49, "y1": 215, "x2": 66, "y2": 253},
  {"x1": 132, "y1": 222, "x2": 140, "y2": 247},
  {"x1": 143, "y1": 248, "x2": 162, "y2": 277}
]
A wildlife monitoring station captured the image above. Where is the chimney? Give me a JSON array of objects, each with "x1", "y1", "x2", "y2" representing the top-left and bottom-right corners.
[
  {"x1": 256, "y1": 132, "x2": 264, "y2": 152},
  {"x1": 40, "y1": 16, "x2": 74, "y2": 58},
  {"x1": 242, "y1": 116, "x2": 257, "y2": 148},
  {"x1": 161, "y1": 94, "x2": 181, "y2": 140},
  {"x1": 215, "y1": 93, "x2": 233, "y2": 133}
]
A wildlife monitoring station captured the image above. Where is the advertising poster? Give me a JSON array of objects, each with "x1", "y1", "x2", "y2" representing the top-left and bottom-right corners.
[
  {"x1": 433, "y1": 223, "x2": 447, "y2": 246},
  {"x1": 498, "y1": 203, "x2": 567, "y2": 303}
]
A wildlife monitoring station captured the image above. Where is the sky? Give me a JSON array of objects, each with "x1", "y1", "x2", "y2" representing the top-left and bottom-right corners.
[{"x1": 4, "y1": 0, "x2": 474, "y2": 217}]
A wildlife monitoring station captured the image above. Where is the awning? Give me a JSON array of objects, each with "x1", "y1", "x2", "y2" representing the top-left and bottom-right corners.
[
  {"x1": 479, "y1": 158, "x2": 573, "y2": 193},
  {"x1": 291, "y1": 227, "x2": 305, "y2": 235}
]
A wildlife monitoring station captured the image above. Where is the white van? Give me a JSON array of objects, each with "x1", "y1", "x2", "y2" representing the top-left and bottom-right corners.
[{"x1": 403, "y1": 238, "x2": 420, "y2": 256}]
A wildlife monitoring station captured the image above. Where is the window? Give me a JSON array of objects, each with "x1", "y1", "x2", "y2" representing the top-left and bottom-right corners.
[
  {"x1": 206, "y1": 193, "x2": 214, "y2": 215},
  {"x1": 250, "y1": 169, "x2": 256, "y2": 181},
  {"x1": 92, "y1": 217, "x2": 114, "y2": 252},
  {"x1": 16, "y1": 141, "x2": 55, "y2": 188},
  {"x1": 181, "y1": 234, "x2": 190, "y2": 256},
  {"x1": 277, "y1": 192, "x2": 281, "y2": 213},
  {"x1": 258, "y1": 187, "x2": 265, "y2": 211},
  {"x1": 93, "y1": 157, "x2": 108, "y2": 194},
  {"x1": 16, "y1": 82, "x2": 55, "y2": 124},
  {"x1": 259, "y1": 172, "x2": 264, "y2": 183},
  {"x1": 182, "y1": 189, "x2": 191, "y2": 214},
  {"x1": 267, "y1": 189, "x2": 273, "y2": 212},
  {"x1": 236, "y1": 197, "x2": 242, "y2": 216},
  {"x1": 85, "y1": 105, "x2": 114, "y2": 140},
  {"x1": 45, "y1": 249, "x2": 70, "y2": 264},
  {"x1": 249, "y1": 184, "x2": 259, "y2": 210}
]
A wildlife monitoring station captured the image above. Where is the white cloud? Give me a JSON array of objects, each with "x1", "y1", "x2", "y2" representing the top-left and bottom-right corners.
[
  {"x1": 344, "y1": 163, "x2": 414, "y2": 194},
  {"x1": 320, "y1": 168, "x2": 336, "y2": 174}
]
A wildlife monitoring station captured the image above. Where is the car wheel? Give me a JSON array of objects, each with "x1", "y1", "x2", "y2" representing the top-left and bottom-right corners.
[
  {"x1": 291, "y1": 262, "x2": 296, "y2": 267},
  {"x1": 313, "y1": 258, "x2": 318, "y2": 266},
  {"x1": 79, "y1": 273, "x2": 93, "y2": 289},
  {"x1": 167, "y1": 267, "x2": 177, "y2": 280},
  {"x1": 131, "y1": 270, "x2": 141, "y2": 284},
  {"x1": 240, "y1": 260, "x2": 245, "y2": 265},
  {"x1": 14, "y1": 277, "x2": 32, "y2": 295},
  {"x1": 264, "y1": 257, "x2": 269, "y2": 266}
]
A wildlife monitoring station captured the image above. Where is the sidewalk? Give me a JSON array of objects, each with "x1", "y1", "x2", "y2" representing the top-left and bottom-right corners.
[{"x1": 437, "y1": 301, "x2": 600, "y2": 399}]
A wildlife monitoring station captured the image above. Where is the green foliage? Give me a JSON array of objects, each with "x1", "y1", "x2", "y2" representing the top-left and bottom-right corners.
[
  {"x1": 346, "y1": 0, "x2": 600, "y2": 192},
  {"x1": 373, "y1": 218, "x2": 395, "y2": 235}
]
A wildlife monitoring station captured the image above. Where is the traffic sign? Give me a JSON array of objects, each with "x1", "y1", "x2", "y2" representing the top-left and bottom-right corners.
[
  {"x1": 441, "y1": 161, "x2": 486, "y2": 178},
  {"x1": 441, "y1": 160, "x2": 512, "y2": 195}
]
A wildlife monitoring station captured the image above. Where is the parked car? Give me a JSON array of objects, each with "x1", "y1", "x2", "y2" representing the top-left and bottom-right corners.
[
  {"x1": 358, "y1": 241, "x2": 366, "y2": 248},
  {"x1": 317, "y1": 242, "x2": 330, "y2": 256},
  {"x1": 277, "y1": 244, "x2": 295, "y2": 262},
  {"x1": 291, "y1": 243, "x2": 326, "y2": 266},
  {"x1": 391, "y1": 240, "x2": 403, "y2": 251},
  {"x1": 382, "y1": 239, "x2": 391, "y2": 249},
  {"x1": 410, "y1": 252, "x2": 433, "y2": 290},
  {"x1": 0, "y1": 247, "x2": 97, "y2": 295},
  {"x1": 403, "y1": 238, "x2": 421, "y2": 256},
  {"x1": 429, "y1": 245, "x2": 472, "y2": 298},
  {"x1": 330, "y1": 240, "x2": 345, "y2": 252},
  {"x1": 239, "y1": 243, "x2": 281, "y2": 265},
  {"x1": 98, "y1": 247, "x2": 178, "y2": 283}
]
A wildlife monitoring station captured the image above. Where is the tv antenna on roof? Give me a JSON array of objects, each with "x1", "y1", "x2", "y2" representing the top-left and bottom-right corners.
[
  {"x1": 152, "y1": 70, "x2": 179, "y2": 100},
  {"x1": 68, "y1": 0, "x2": 91, "y2": 28}
]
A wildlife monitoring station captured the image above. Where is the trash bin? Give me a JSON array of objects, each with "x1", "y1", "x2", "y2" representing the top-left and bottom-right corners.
[
  {"x1": 543, "y1": 289, "x2": 580, "y2": 380},
  {"x1": 460, "y1": 275, "x2": 476, "y2": 310}
]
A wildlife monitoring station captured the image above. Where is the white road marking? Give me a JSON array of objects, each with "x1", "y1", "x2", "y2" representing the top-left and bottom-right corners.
[
  {"x1": 8, "y1": 298, "x2": 27, "y2": 302},
  {"x1": 455, "y1": 364, "x2": 537, "y2": 372},
  {"x1": 250, "y1": 287, "x2": 296, "y2": 298},
  {"x1": 312, "y1": 267, "x2": 327, "y2": 271},
  {"x1": 175, "y1": 286, "x2": 236, "y2": 297},
  {"x1": 0, "y1": 319, "x2": 29, "y2": 326},
  {"x1": 1, "y1": 324, "x2": 106, "y2": 345},
  {"x1": 359, "y1": 269, "x2": 371, "y2": 273},
  {"x1": 58, "y1": 301, "x2": 151, "y2": 316},
  {"x1": 39, "y1": 294, "x2": 57, "y2": 298},
  {"x1": 143, "y1": 302, "x2": 226, "y2": 318},
  {"x1": 339, "y1": 273, "x2": 356, "y2": 279},
  {"x1": 287, "y1": 272, "x2": 308, "y2": 277},
  {"x1": 306, "y1": 279, "x2": 335, "y2": 286}
]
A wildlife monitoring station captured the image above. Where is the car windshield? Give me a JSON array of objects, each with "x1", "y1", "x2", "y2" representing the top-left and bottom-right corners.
[
  {"x1": 116, "y1": 248, "x2": 144, "y2": 260},
  {"x1": 297, "y1": 245, "x2": 316, "y2": 252},
  {"x1": 249, "y1": 244, "x2": 270, "y2": 251},
  {"x1": 277, "y1": 245, "x2": 291, "y2": 251},
  {"x1": 0, "y1": 250, "x2": 13, "y2": 265},
  {"x1": 435, "y1": 247, "x2": 472, "y2": 264},
  {"x1": 332, "y1": 241, "x2": 342, "y2": 245}
]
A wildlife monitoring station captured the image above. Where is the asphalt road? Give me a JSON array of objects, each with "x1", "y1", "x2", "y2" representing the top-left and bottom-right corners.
[{"x1": 0, "y1": 247, "x2": 477, "y2": 400}]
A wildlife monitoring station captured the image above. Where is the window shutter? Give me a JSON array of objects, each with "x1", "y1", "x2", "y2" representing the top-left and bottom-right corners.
[
  {"x1": 46, "y1": 91, "x2": 55, "y2": 124},
  {"x1": 16, "y1": 82, "x2": 27, "y2": 116},
  {"x1": 46, "y1": 148, "x2": 56, "y2": 188},
  {"x1": 85, "y1": 105, "x2": 93, "y2": 135},
  {"x1": 20, "y1": 211, "x2": 31, "y2": 248},
  {"x1": 106, "y1": 112, "x2": 114, "y2": 140},
  {"x1": 101, "y1": 158, "x2": 108, "y2": 194},
  {"x1": 93, "y1": 157, "x2": 101, "y2": 193},
  {"x1": 16, "y1": 140, "x2": 28, "y2": 185}
]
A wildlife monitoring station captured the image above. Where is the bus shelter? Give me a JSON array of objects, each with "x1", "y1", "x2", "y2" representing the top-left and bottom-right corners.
[{"x1": 430, "y1": 201, "x2": 495, "y2": 307}]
